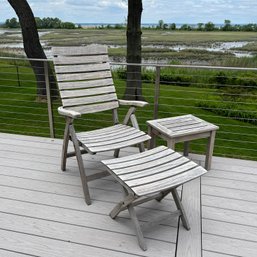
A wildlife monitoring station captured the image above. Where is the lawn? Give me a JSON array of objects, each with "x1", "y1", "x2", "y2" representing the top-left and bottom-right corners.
[{"x1": 1, "y1": 60, "x2": 256, "y2": 160}]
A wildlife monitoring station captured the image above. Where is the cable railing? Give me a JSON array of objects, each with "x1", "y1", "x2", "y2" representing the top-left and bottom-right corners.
[{"x1": 0, "y1": 55, "x2": 257, "y2": 161}]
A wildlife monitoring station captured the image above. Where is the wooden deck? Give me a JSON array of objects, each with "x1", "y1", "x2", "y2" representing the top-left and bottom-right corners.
[{"x1": 0, "y1": 132, "x2": 256, "y2": 257}]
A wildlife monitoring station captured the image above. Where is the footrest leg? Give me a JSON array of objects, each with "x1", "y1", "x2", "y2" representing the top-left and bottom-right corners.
[
  {"x1": 127, "y1": 204, "x2": 147, "y2": 251},
  {"x1": 171, "y1": 188, "x2": 190, "y2": 230}
]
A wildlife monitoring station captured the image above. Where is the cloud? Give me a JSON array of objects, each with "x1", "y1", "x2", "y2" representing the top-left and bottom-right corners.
[{"x1": 1, "y1": 0, "x2": 257, "y2": 24}]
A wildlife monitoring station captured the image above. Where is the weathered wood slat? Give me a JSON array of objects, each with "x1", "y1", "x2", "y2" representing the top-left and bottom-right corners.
[
  {"x1": 66, "y1": 101, "x2": 119, "y2": 115},
  {"x1": 86, "y1": 134, "x2": 150, "y2": 153},
  {"x1": 56, "y1": 70, "x2": 112, "y2": 82},
  {"x1": 108, "y1": 148, "x2": 179, "y2": 170},
  {"x1": 85, "y1": 131, "x2": 146, "y2": 148},
  {"x1": 112, "y1": 153, "x2": 188, "y2": 175},
  {"x1": 77, "y1": 126, "x2": 139, "y2": 143},
  {"x1": 128, "y1": 162, "x2": 198, "y2": 188},
  {"x1": 171, "y1": 123, "x2": 209, "y2": 133},
  {"x1": 60, "y1": 86, "x2": 116, "y2": 99},
  {"x1": 102, "y1": 145, "x2": 168, "y2": 165},
  {"x1": 62, "y1": 93, "x2": 118, "y2": 107},
  {"x1": 164, "y1": 120, "x2": 201, "y2": 129},
  {"x1": 55, "y1": 63, "x2": 110, "y2": 74},
  {"x1": 53, "y1": 54, "x2": 109, "y2": 65},
  {"x1": 76, "y1": 124, "x2": 124, "y2": 137},
  {"x1": 52, "y1": 45, "x2": 108, "y2": 56},
  {"x1": 58, "y1": 78, "x2": 114, "y2": 90},
  {"x1": 132, "y1": 167, "x2": 205, "y2": 196},
  {"x1": 119, "y1": 156, "x2": 189, "y2": 181}
]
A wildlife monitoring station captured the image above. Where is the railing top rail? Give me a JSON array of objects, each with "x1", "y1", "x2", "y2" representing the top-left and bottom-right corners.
[
  {"x1": 110, "y1": 62, "x2": 257, "y2": 72},
  {"x1": 0, "y1": 56, "x2": 51, "y2": 62},
  {"x1": 0, "y1": 56, "x2": 257, "y2": 71}
]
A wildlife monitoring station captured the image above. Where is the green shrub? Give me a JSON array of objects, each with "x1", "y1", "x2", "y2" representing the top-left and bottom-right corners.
[{"x1": 196, "y1": 101, "x2": 257, "y2": 125}]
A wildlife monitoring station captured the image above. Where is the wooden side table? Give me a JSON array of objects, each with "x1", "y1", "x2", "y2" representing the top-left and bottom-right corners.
[{"x1": 147, "y1": 114, "x2": 219, "y2": 170}]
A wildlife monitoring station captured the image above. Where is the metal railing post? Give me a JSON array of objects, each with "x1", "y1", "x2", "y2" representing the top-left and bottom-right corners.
[
  {"x1": 153, "y1": 66, "x2": 161, "y2": 119},
  {"x1": 44, "y1": 61, "x2": 55, "y2": 138}
]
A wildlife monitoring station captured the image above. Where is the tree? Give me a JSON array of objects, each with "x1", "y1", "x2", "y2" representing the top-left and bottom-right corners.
[
  {"x1": 180, "y1": 24, "x2": 192, "y2": 31},
  {"x1": 169, "y1": 23, "x2": 176, "y2": 30},
  {"x1": 222, "y1": 19, "x2": 232, "y2": 31},
  {"x1": 197, "y1": 23, "x2": 204, "y2": 31},
  {"x1": 4, "y1": 17, "x2": 20, "y2": 28},
  {"x1": 204, "y1": 22, "x2": 215, "y2": 31},
  {"x1": 124, "y1": 0, "x2": 143, "y2": 100},
  {"x1": 157, "y1": 19, "x2": 164, "y2": 29},
  {"x1": 7, "y1": 0, "x2": 57, "y2": 99}
]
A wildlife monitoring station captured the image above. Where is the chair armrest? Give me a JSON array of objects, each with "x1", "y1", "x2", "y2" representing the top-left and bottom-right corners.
[
  {"x1": 58, "y1": 107, "x2": 81, "y2": 118},
  {"x1": 118, "y1": 99, "x2": 148, "y2": 108}
]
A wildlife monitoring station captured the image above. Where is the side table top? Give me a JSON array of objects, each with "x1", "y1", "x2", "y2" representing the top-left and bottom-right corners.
[{"x1": 147, "y1": 114, "x2": 219, "y2": 138}]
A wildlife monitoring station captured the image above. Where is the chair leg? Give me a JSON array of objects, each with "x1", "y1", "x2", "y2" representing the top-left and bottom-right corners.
[
  {"x1": 61, "y1": 119, "x2": 70, "y2": 171},
  {"x1": 127, "y1": 204, "x2": 147, "y2": 251},
  {"x1": 156, "y1": 190, "x2": 170, "y2": 202},
  {"x1": 69, "y1": 124, "x2": 91, "y2": 205},
  {"x1": 114, "y1": 149, "x2": 120, "y2": 158},
  {"x1": 171, "y1": 188, "x2": 190, "y2": 230}
]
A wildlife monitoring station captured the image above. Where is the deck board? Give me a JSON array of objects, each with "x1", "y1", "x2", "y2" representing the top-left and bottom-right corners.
[{"x1": 0, "y1": 132, "x2": 257, "y2": 256}]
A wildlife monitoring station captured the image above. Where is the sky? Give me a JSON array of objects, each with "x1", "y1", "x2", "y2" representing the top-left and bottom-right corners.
[{"x1": 1, "y1": 0, "x2": 257, "y2": 24}]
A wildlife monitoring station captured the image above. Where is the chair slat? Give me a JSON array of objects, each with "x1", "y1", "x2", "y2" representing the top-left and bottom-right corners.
[
  {"x1": 132, "y1": 166, "x2": 205, "y2": 196},
  {"x1": 56, "y1": 70, "x2": 112, "y2": 82},
  {"x1": 112, "y1": 153, "x2": 186, "y2": 175},
  {"x1": 52, "y1": 45, "x2": 107, "y2": 56},
  {"x1": 66, "y1": 101, "x2": 119, "y2": 115},
  {"x1": 62, "y1": 93, "x2": 118, "y2": 107},
  {"x1": 128, "y1": 161, "x2": 197, "y2": 188},
  {"x1": 55, "y1": 63, "x2": 110, "y2": 74},
  {"x1": 107, "y1": 148, "x2": 177, "y2": 170},
  {"x1": 60, "y1": 86, "x2": 116, "y2": 99},
  {"x1": 102, "y1": 146, "x2": 168, "y2": 165},
  {"x1": 85, "y1": 131, "x2": 146, "y2": 147},
  {"x1": 77, "y1": 126, "x2": 138, "y2": 142},
  {"x1": 76, "y1": 124, "x2": 125, "y2": 137},
  {"x1": 58, "y1": 78, "x2": 114, "y2": 90},
  {"x1": 119, "y1": 156, "x2": 189, "y2": 181},
  {"x1": 87, "y1": 134, "x2": 150, "y2": 153},
  {"x1": 53, "y1": 55, "x2": 109, "y2": 65}
]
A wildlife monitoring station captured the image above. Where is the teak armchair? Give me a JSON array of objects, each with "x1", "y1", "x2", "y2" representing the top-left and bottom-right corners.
[{"x1": 52, "y1": 45, "x2": 150, "y2": 205}]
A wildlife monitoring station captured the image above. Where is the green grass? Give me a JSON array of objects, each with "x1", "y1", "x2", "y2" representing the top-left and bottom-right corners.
[{"x1": 0, "y1": 60, "x2": 257, "y2": 161}]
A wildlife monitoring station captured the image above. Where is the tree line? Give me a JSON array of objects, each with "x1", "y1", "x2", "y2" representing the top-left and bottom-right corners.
[
  {"x1": 1, "y1": 17, "x2": 76, "y2": 29},
  {"x1": 156, "y1": 19, "x2": 257, "y2": 32}
]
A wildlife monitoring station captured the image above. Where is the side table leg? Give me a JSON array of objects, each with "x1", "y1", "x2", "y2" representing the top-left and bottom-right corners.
[
  {"x1": 183, "y1": 141, "x2": 190, "y2": 156},
  {"x1": 205, "y1": 131, "x2": 216, "y2": 170},
  {"x1": 167, "y1": 139, "x2": 175, "y2": 150},
  {"x1": 148, "y1": 126, "x2": 156, "y2": 149}
]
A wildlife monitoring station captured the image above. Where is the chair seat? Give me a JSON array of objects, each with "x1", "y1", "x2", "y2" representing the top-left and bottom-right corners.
[
  {"x1": 77, "y1": 124, "x2": 151, "y2": 154},
  {"x1": 102, "y1": 145, "x2": 207, "y2": 196}
]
